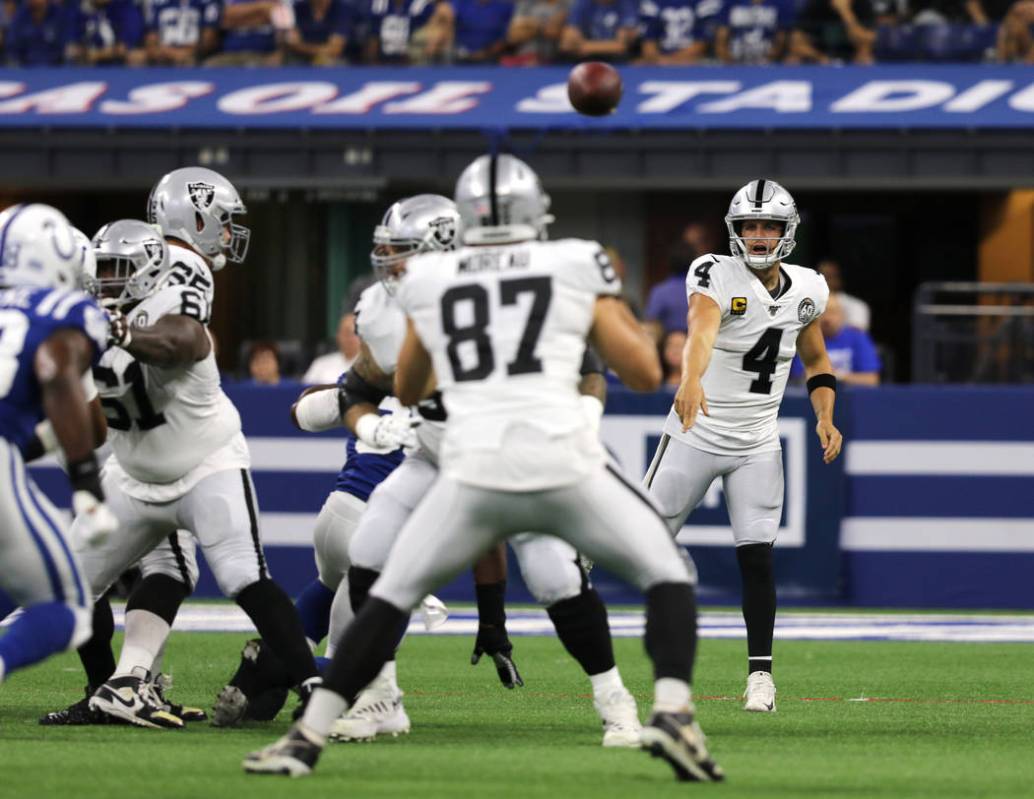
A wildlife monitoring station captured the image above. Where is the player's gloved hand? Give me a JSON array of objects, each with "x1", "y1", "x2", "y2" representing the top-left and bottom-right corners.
[
  {"x1": 471, "y1": 625, "x2": 524, "y2": 689},
  {"x1": 72, "y1": 490, "x2": 119, "y2": 547},
  {"x1": 355, "y1": 411, "x2": 420, "y2": 451},
  {"x1": 105, "y1": 308, "x2": 133, "y2": 349}
]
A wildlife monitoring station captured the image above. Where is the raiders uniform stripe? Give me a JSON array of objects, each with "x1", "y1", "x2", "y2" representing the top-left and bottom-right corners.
[
  {"x1": 753, "y1": 179, "x2": 766, "y2": 209},
  {"x1": 488, "y1": 152, "x2": 500, "y2": 226},
  {"x1": 606, "y1": 463, "x2": 670, "y2": 532},
  {"x1": 167, "y1": 533, "x2": 191, "y2": 586},
  {"x1": 240, "y1": 470, "x2": 268, "y2": 578},
  {"x1": 644, "y1": 433, "x2": 671, "y2": 490}
]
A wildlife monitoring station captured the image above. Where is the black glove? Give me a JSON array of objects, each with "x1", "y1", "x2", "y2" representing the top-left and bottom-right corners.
[{"x1": 471, "y1": 624, "x2": 524, "y2": 689}]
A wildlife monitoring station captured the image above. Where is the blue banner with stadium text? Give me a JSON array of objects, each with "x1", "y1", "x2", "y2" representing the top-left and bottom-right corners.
[{"x1": 3, "y1": 66, "x2": 1034, "y2": 130}]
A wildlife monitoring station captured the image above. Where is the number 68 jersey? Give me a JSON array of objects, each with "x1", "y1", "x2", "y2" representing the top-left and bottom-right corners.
[{"x1": 664, "y1": 254, "x2": 829, "y2": 456}]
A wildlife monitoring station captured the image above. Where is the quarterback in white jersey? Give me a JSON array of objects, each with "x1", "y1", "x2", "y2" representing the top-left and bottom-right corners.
[
  {"x1": 645, "y1": 179, "x2": 843, "y2": 714},
  {"x1": 246, "y1": 155, "x2": 722, "y2": 783}
]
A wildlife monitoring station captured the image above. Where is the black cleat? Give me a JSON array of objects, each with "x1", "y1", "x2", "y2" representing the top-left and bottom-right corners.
[
  {"x1": 39, "y1": 687, "x2": 115, "y2": 726},
  {"x1": 640, "y1": 708, "x2": 724, "y2": 782},
  {"x1": 242, "y1": 724, "x2": 324, "y2": 777},
  {"x1": 152, "y1": 674, "x2": 208, "y2": 722}
]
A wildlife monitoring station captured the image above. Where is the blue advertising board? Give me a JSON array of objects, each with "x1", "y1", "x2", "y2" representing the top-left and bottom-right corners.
[{"x1": 3, "y1": 66, "x2": 1034, "y2": 130}]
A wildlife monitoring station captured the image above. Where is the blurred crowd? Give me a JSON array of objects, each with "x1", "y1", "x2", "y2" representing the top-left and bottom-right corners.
[{"x1": 2, "y1": 0, "x2": 1032, "y2": 68}]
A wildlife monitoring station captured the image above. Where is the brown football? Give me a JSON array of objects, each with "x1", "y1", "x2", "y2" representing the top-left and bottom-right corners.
[{"x1": 567, "y1": 62, "x2": 622, "y2": 117}]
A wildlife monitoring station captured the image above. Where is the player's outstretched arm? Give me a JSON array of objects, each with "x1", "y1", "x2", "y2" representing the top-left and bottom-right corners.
[
  {"x1": 674, "y1": 294, "x2": 721, "y2": 432},
  {"x1": 36, "y1": 329, "x2": 119, "y2": 545},
  {"x1": 589, "y1": 296, "x2": 662, "y2": 392},
  {"x1": 395, "y1": 319, "x2": 435, "y2": 407},
  {"x1": 113, "y1": 313, "x2": 211, "y2": 369},
  {"x1": 796, "y1": 320, "x2": 843, "y2": 464}
]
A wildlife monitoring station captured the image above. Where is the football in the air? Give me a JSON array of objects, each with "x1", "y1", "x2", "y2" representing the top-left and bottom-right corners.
[{"x1": 567, "y1": 62, "x2": 622, "y2": 117}]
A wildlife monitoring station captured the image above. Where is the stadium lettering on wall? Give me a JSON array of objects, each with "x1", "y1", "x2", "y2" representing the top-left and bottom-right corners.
[{"x1": 1, "y1": 67, "x2": 1034, "y2": 129}]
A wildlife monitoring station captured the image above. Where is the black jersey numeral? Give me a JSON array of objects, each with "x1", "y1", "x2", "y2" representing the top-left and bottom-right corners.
[
  {"x1": 742, "y1": 328, "x2": 783, "y2": 395},
  {"x1": 95, "y1": 362, "x2": 167, "y2": 431},
  {"x1": 439, "y1": 277, "x2": 554, "y2": 383}
]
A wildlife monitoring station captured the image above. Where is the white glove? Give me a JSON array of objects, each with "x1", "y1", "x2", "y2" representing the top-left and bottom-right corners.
[
  {"x1": 420, "y1": 595, "x2": 449, "y2": 631},
  {"x1": 355, "y1": 412, "x2": 420, "y2": 451},
  {"x1": 105, "y1": 308, "x2": 132, "y2": 349},
  {"x1": 72, "y1": 491, "x2": 119, "y2": 547}
]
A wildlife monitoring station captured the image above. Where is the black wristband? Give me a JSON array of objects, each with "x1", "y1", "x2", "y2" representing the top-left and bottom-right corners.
[
  {"x1": 807, "y1": 373, "x2": 837, "y2": 394},
  {"x1": 21, "y1": 434, "x2": 46, "y2": 464},
  {"x1": 68, "y1": 454, "x2": 104, "y2": 502},
  {"x1": 475, "y1": 580, "x2": 507, "y2": 628}
]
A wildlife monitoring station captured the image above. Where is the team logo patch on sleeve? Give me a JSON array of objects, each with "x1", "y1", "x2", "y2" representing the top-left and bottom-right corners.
[
  {"x1": 187, "y1": 182, "x2": 215, "y2": 211},
  {"x1": 798, "y1": 297, "x2": 817, "y2": 324},
  {"x1": 731, "y1": 297, "x2": 747, "y2": 315}
]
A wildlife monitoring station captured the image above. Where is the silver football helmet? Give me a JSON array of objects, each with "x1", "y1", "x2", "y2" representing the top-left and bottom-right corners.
[
  {"x1": 72, "y1": 227, "x2": 97, "y2": 294},
  {"x1": 371, "y1": 194, "x2": 460, "y2": 295},
  {"x1": 454, "y1": 154, "x2": 553, "y2": 245},
  {"x1": 725, "y1": 179, "x2": 799, "y2": 270},
  {"x1": 147, "y1": 166, "x2": 248, "y2": 271},
  {"x1": 0, "y1": 203, "x2": 82, "y2": 291},
  {"x1": 91, "y1": 219, "x2": 170, "y2": 308}
]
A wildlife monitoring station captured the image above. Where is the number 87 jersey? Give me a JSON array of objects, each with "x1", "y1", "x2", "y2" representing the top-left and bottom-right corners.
[
  {"x1": 397, "y1": 237, "x2": 621, "y2": 491},
  {"x1": 664, "y1": 253, "x2": 829, "y2": 456}
]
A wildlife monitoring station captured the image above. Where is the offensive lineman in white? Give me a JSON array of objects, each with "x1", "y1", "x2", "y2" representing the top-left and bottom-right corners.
[
  {"x1": 645, "y1": 179, "x2": 843, "y2": 713},
  {"x1": 59, "y1": 169, "x2": 321, "y2": 728},
  {"x1": 244, "y1": 154, "x2": 723, "y2": 783}
]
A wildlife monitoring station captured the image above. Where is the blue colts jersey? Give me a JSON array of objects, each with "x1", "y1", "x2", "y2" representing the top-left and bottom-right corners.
[
  {"x1": 330, "y1": 371, "x2": 405, "y2": 501},
  {"x1": 0, "y1": 287, "x2": 107, "y2": 451},
  {"x1": 333, "y1": 429, "x2": 405, "y2": 502}
]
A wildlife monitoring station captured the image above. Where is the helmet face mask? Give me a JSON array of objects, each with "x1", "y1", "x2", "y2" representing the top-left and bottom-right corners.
[
  {"x1": 370, "y1": 195, "x2": 460, "y2": 295},
  {"x1": 725, "y1": 179, "x2": 799, "y2": 270},
  {"x1": 148, "y1": 167, "x2": 249, "y2": 271},
  {"x1": 91, "y1": 220, "x2": 170, "y2": 308}
]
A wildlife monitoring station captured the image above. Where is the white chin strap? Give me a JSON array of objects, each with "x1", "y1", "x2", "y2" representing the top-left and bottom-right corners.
[{"x1": 211, "y1": 252, "x2": 227, "y2": 271}]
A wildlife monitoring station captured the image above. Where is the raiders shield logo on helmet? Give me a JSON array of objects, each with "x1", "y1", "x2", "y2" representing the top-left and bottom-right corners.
[
  {"x1": 798, "y1": 298, "x2": 817, "y2": 324},
  {"x1": 187, "y1": 182, "x2": 215, "y2": 211},
  {"x1": 142, "y1": 239, "x2": 163, "y2": 268},
  {"x1": 430, "y1": 216, "x2": 457, "y2": 248}
]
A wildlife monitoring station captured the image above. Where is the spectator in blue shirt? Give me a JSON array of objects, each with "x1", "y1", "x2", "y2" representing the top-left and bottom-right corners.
[
  {"x1": 644, "y1": 222, "x2": 718, "y2": 341},
  {"x1": 560, "y1": 0, "x2": 639, "y2": 60},
  {"x1": 432, "y1": 0, "x2": 515, "y2": 61},
  {"x1": 364, "y1": 0, "x2": 436, "y2": 61},
  {"x1": 638, "y1": 0, "x2": 721, "y2": 63},
  {"x1": 285, "y1": 0, "x2": 353, "y2": 62},
  {"x1": 789, "y1": 293, "x2": 882, "y2": 385},
  {"x1": 6, "y1": 0, "x2": 74, "y2": 65},
  {"x1": 207, "y1": 0, "x2": 285, "y2": 65},
  {"x1": 67, "y1": 0, "x2": 146, "y2": 65},
  {"x1": 715, "y1": 0, "x2": 794, "y2": 63},
  {"x1": 144, "y1": 0, "x2": 220, "y2": 65}
]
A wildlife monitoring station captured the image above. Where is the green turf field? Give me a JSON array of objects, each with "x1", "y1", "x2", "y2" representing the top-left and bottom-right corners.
[{"x1": 1, "y1": 630, "x2": 1032, "y2": 799}]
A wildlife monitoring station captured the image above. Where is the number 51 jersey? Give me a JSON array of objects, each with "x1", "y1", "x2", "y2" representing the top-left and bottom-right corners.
[
  {"x1": 94, "y1": 250, "x2": 245, "y2": 502},
  {"x1": 397, "y1": 238, "x2": 620, "y2": 491},
  {"x1": 664, "y1": 253, "x2": 829, "y2": 456}
]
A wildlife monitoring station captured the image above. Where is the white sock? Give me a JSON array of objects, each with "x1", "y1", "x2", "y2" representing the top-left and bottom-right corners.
[
  {"x1": 380, "y1": 660, "x2": 398, "y2": 688},
  {"x1": 653, "y1": 678, "x2": 692, "y2": 713},
  {"x1": 0, "y1": 656, "x2": 6, "y2": 684},
  {"x1": 589, "y1": 666, "x2": 624, "y2": 699},
  {"x1": 301, "y1": 687, "x2": 347, "y2": 738},
  {"x1": 151, "y1": 642, "x2": 167, "y2": 677},
  {"x1": 115, "y1": 610, "x2": 170, "y2": 676}
]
